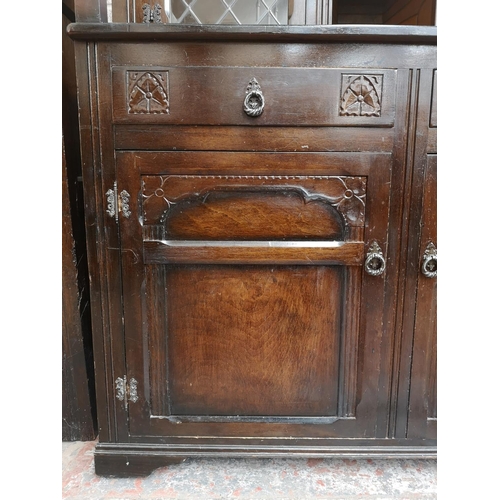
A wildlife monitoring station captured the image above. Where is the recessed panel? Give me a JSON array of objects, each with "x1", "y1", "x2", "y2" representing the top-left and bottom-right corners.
[
  {"x1": 167, "y1": 265, "x2": 341, "y2": 416},
  {"x1": 165, "y1": 191, "x2": 344, "y2": 240}
]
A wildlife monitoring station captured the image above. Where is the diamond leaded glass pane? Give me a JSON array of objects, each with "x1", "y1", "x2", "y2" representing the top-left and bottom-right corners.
[{"x1": 166, "y1": 0, "x2": 289, "y2": 25}]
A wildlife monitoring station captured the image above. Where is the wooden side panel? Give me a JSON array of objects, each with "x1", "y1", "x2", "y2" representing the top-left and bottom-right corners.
[
  {"x1": 62, "y1": 7, "x2": 97, "y2": 441},
  {"x1": 62, "y1": 136, "x2": 97, "y2": 441}
]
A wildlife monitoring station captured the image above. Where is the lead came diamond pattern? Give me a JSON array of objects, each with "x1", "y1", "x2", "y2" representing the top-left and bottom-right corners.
[{"x1": 166, "y1": 0, "x2": 288, "y2": 25}]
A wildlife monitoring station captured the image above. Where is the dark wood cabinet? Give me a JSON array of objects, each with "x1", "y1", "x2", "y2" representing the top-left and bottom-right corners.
[{"x1": 68, "y1": 19, "x2": 436, "y2": 476}]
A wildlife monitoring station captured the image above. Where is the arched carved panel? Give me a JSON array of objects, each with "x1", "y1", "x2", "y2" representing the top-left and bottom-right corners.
[
  {"x1": 164, "y1": 190, "x2": 344, "y2": 241},
  {"x1": 141, "y1": 175, "x2": 366, "y2": 241}
]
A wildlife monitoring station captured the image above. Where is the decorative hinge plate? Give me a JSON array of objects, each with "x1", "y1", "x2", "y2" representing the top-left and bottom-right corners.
[
  {"x1": 106, "y1": 182, "x2": 131, "y2": 221},
  {"x1": 143, "y1": 3, "x2": 162, "y2": 23},
  {"x1": 105, "y1": 182, "x2": 118, "y2": 221},
  {"x1": 115, "y1": 376, "x2": 139, "y2": 408}
]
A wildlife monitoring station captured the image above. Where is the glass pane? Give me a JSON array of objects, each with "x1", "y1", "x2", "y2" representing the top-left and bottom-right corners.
[{"x1": 166, "y1": 0, "x2": 289, "y2": 25}]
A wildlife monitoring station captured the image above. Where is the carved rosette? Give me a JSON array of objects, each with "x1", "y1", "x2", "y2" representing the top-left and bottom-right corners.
[
  {"x1": 141, "y1": 175, "x2": 366, "y2": 228},
  {"x1": 334, "y1": 177, "x2": 366, "y2": 226},
  {"x1": 340, "y1": 75, "x2": 382, "y2": 117},
  {"x1": 127, "y1": 71, "x2": 169, "y2": 114}
]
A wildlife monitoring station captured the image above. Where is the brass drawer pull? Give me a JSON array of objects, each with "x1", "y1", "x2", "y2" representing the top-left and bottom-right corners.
[
  {"x1": 365, "y1": 241, "x2": 386, "y2": 276},
  {"x1": 421, "y1": 242, "x2": 437, "y2": 278},
  {"x1": 243, "y1": 78, "x2": 265, "y2": 117}
]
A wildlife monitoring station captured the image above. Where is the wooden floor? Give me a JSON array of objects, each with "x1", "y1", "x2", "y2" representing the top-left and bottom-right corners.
[{"x1": 62, "y1": 440, "x2": 437, "y2": 499}]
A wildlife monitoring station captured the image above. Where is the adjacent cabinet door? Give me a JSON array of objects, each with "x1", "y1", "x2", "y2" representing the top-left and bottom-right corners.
[
  {"x1": 408, "y1": 69, "x2": 437, "y2": 440},
  {"x1": 397, "y1": 68, "x2": 437, "y2": 441},
  {"x1": 407, "y1": 153, "x2": 437, "y2": 439},
  {"x1": 114, "y1": 151, "x2": 396, "y2": 442}
]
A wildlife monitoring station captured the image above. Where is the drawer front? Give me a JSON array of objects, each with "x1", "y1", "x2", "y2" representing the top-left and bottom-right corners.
[{"x1": 111, "y1": 66, "x2": 396, "y2": 127}]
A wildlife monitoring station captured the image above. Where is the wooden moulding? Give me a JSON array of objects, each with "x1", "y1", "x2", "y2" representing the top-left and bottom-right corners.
[
  {"x1": 94, "y1": 442, "x2": 437, "y2": 477},
  {"x1": 67, "y1": 23, "x2": 437, "y2": 44},
  {"x1": 114, "y1": 126, "x2": 394, "y2": 153},
  {"x1": 143, "y1": 240, "x2": 364, "y2": 265}
]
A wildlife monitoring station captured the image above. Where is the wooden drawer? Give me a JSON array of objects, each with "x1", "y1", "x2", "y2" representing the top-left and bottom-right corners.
[{"x1": 111, "y1": 66, "x2": 396, "y2": 127}]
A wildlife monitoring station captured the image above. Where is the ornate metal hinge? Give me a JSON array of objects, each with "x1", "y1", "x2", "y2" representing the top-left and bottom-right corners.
[
  {"x1": 115, "y1": 376, "x2": 139, "y2": 408},
  {"x1": 143, "y1": 3, "x2": 162, "y2": 23},
  {"x1": 106, "y1": 182, "x2": 131, "y2": 222}
]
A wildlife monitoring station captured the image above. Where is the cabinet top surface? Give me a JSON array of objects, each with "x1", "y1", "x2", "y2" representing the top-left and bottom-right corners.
[{"x1": 67, "y1": 23, "x2": 437, "y2": 44}]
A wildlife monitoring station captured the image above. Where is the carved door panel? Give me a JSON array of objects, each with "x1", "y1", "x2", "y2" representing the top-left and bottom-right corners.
[
  {"x1": 115, "y1": 151, "x2": 394, "y2": 441},
  {"x1": 407, "y1": 153, "x2": 437, "y2": 440}
]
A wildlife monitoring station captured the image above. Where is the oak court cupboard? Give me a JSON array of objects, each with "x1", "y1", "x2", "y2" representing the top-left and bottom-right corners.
[{"x1": 67, "y1": 0, "x2": 437, "y2": 477}]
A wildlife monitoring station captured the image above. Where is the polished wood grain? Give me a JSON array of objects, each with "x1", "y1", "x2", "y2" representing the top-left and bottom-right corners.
[
  {"x1": 131, "y1": 151, "x2": 390, "y2": 176},
  {"x1": 115, "y1": 125, "x2": 394, "y2": 152},
  {"x1": 143, "y1": 240, "x2": 364, "y2": 265},
  {"x1": 161, "y1": 191, "x2": 345, "y2": 241},
  {"x1": 167, "y1": 265, "x2": 341, "y2": 416}
]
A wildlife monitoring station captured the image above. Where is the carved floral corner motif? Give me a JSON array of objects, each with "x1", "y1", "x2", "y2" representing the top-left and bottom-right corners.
[
  {"x1": 127, "y1": 71, "x2": 169, "y2": 114},
  {"x1": 339, "y1": 74, "x2": 382, "y2": 117},
  {"x1": 333, "y1": 177, "x2": 366, "y2": 227}
]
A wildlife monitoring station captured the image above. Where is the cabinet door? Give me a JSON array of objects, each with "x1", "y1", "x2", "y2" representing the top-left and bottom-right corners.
[
  {"x1": 398, "y1": 69, "x2": 437, "y2": 441},
  {"x1": 116, "y1": 151, "x2": 393, "y2": 442},
  {"x1": 407, "y1": 153, "x2": 437, "y2": 439}
]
